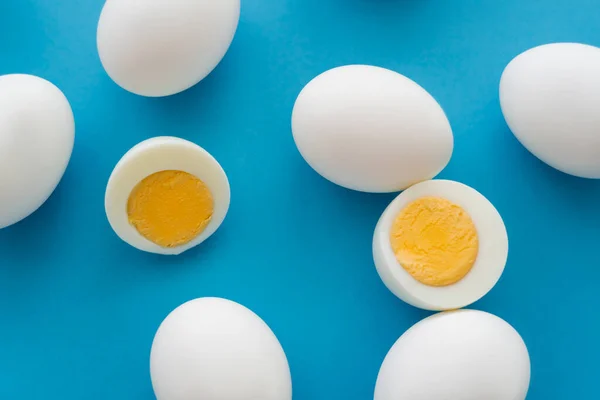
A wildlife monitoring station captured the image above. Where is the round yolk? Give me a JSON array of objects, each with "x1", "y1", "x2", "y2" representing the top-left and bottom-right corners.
[
  {"x1": 389, "y1": 196, "x2": 479, "y2": 287},
  {"x1": 127, "y1": 170, "x2": 214, "y2": 248}
]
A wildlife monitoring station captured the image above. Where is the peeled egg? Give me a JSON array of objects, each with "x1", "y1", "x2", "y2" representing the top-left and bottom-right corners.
[
  {"x1": 291, "y1": 65, "x2": 453, "y2": 193},
  {"x1": 0, "y1": 74, "x2": 74, "y2": 229},
  {"x1": 375, "y1": 310, "x2": 530, "y2": 400},
  {"x1": 150, "y1": 297, "x2": 292, "y2": 400},
  {"x1": 500, "y1": 42, "x2": 600, "y2": 178},
  {"x1": 105, "y1": 137, "x2": 230, "y2": 255},
  {"x1": 373, "y1": 180, "x2": 508, "y2": 310},
  {"x1": 97, "y1": 0, "x2": 240, "y2": 97}
]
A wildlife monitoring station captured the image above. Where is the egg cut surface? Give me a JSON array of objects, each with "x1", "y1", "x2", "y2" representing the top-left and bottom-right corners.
[
  {"x1": 150, "y1": 297, "x2": 292, "y2": 400},
  {"x1": 292, "y1": 65, "x2": 453, "y2": 193},
  {"x1": 97, "y1": 0, "x2": 240, "y2": 97},
  {"x1": 105, "y1": 137, "x2": 230, "y2": 255},
  {"x1": 500, "y1": 42, "x2": 600, "y2": 178},
  {"x1": 0, "y1": 74, "x2": 75, "y2": 229},
  {"x1": 373, "y1": 180, "x2": 508, "y2": 310},
  {"x1": 375, "y1": 310, "x2": 530, "y2": 400}
]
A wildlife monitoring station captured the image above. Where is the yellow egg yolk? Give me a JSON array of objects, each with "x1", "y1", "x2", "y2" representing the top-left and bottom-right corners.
[
  {"x1": 389, "y1": 196, "x2": 479, "y2": 287},
  {"x1": 127, "y1": 170, "x2": 214, "y2": 248}
]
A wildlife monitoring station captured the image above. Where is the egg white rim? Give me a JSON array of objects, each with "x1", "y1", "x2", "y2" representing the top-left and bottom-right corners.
[
  {"x1": 105, "y1": 136, "x2": 230, "y2": 255},
  {"x1": 373, "y1": 180, "x2": 508, "y2": 310}
]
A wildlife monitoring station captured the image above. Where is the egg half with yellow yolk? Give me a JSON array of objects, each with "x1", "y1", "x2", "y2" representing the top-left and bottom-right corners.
[
  {"x1": 373, "y1": 180, "x2": 508, "y2": 310},
  {"x1": 105, "y1": 137, "x2": 230, "y2": 255}
]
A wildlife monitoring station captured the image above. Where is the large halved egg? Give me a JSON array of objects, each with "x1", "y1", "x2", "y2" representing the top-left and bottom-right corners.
[
  {"x1": 0, "y1": 74, "x2": 74, "y2": 229},
  {"x1": 375, "y1": 310, "x2": 530, "y2": 400},
  {"x1": 150, "y1": 298, "x2": 292, "y2": 400},
  {"x1": 105, "y1": 137, "x2": 230, "y2": 255},
  {"x1": 373, "y1": 180, "x2": 508, "y2": 310},
  {"x1": 292, "y1": 65, "x2": 453, "y2": 193}
]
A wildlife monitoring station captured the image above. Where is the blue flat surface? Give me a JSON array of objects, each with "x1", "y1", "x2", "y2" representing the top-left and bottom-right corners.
[{"x1": 1, "y1": 0, "x2": 600, "y2": 399}]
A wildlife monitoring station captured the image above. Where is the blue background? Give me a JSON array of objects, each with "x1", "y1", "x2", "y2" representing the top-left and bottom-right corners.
[{"x1": 1, "y1": 0, "x2": 599, "y2": 398}]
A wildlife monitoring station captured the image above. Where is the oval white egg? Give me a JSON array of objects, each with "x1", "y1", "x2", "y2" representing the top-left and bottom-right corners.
[
  {"x1": 150, "y1": 297, "x2": 292, "y2": 400},
  {"x1": 291, "y1": 65, "x2": 453, "y2": 193},
  {"x1": 105, "y1": 137, "x2": 230, "y2": 255},
  {"x1": 373, "y1": 180, "x2": 508, "y2": 311},
  {"x1": 97, "y1": 0, "x2": 240, "y2": 97},
  {"x1": 0, "y1": 74, "x2": 74, "y2": 229},
  {"x1": 500, "y1": 42, "x2": 600, "y2": 178},
  {"x1": 375, "y1": 310, "x2": 530, "y2": 400}
]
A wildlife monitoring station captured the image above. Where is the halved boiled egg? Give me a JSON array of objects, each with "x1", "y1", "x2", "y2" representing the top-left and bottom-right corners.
[
  {"x1": 373, "y1": 180, "x2": 508, "y2": 310},
  {"x1": 105, "y1": 137, "x2": 230, "y2": 255}
]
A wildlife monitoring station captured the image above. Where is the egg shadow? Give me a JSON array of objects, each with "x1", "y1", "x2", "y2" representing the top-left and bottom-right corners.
[
  {"x1": 92, "y1": 36, "x2": 244, "y2": 146},
  {"x1": 0, "y1": 170, "x2": 76, "y2": 272},
  {"x1": 289, "y1": 157, "x2": 396, "y2": 218},
  {"x1": 100, "y1": 219, "x2": 227, "y2": 288},
  {"x1": 135, "y1": 44, "x2": 244, "y2": 140},
  {"x1": 335, "y1": 0, "x2": 428, "y2": 12},
  {"x1": 495, "y1": 120, "x2": 600, "y2": 216},
  {"x1": 386, "y1": 293, "x2": 433, "y2": 325},
  {"x1": 142, "y1": 66, "x2": 227, "y2": 120}
]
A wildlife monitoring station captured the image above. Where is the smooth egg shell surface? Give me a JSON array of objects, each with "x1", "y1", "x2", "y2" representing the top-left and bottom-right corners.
[
  {"x1": 97, "y1": 0, "x2": 240, "y2": 97},
  {"x1": 500, "y1": 42, "x2": 600, "y2": 178},
  {"x1": 373, "y1": 180, "x2": 508, "y2": 310},
  {"x1": 292, "y1": 65, "x2": 453, "y2": 193},
  {"x1": 150, "y1": 298, "x2": 292, "y2": 400},
  {"x1": 375, "y1": 310, "x2": 530, "y2": 400},
  {"x1": 105, "y1": 137, "x2": 230, "y2": 255},
  {"x1": 0, "y1": 74, "x2": 74, "y2": 229}
]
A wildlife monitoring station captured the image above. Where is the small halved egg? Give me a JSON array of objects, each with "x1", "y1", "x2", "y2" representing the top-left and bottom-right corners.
[
  {"x1": 373, "y1": 180, "x2": 508, "y2": 310},
  {"x1": 105, "y1": 137, "x2": 230, "y2": 255}
]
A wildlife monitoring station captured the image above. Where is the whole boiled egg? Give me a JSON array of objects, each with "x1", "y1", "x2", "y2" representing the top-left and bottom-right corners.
[
  {"x1": 150, "y1": 297, "x2": 292, "y2": 400},
  {"x1": 375, "y1": 310, "x2": 530, "y2": 400},
  {"x1": 97, "y1": 0, "x2": 240, "y2": 97},
  {"x1": 373, "y1": 180, "x2": 508, "y2": 310},
  {"x1": 500, "y1": 42, "x2": 600, "y2": 178},
  {"x1": 105, "y1": 137, "x2": 230, "y2": 255},
  {"x1": 0, "y1": 74, "x2": 74, "y2": 229},
  {"x1": 292, "y1": 65, "x2": 453, "y2": 193}
]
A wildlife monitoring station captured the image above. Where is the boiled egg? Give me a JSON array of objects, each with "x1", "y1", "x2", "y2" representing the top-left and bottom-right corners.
[
  {"x1": 291, "y1": 65, "x2": 453, "y2": 193},
  {"x1": 373, "y1": 180, "x2": 508, "y2": 310},
  {"x1": 500, "y1": 42, "x2": 600, "y2": 178},
  {"x1": 150, "y1": 297, "x2": 292, "y2": 400},
  {"x1": 0, "y1": 74, "x2": 74, "y2": 229},
  {"x1": 105, "y1": 137, "x2": 230, "y2": 255},
  {"x1": 97, "y1": 0, "x2": 240, "y2": 97},
  {"x1": 375, "y1": 310, "x2": 530, "y2": 400}
]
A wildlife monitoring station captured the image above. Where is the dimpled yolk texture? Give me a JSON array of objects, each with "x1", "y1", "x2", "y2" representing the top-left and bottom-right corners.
[
  {"x1": 127, "y1": 170, "x2": 214, "y2": 248},
  {"x1": 390, "y1": 196, "x2": 479, "y2": 287}
]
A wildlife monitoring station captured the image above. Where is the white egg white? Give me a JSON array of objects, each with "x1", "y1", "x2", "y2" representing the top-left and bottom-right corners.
[
  {"x1": 373, "y1": 180, "x2": 508, "y2": 311},
  {"x1": 375, "y1": 310, "x2": 530, "y2": 400},
  {"x1": 0, "y1": 74, "x2": 74, "y2": 229},
  {"x1": 97, "y1": 0, "x2": 240, "y2": 97},
  {"x1": 104, "y1": 136, "x2": 230, "y2": 255},
  {"x1": 292, "y1": 65, "x2": 453, "y2": 193},
  {"x1": 150, "y1": 298, "x2": 292, "y2": 400}
]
